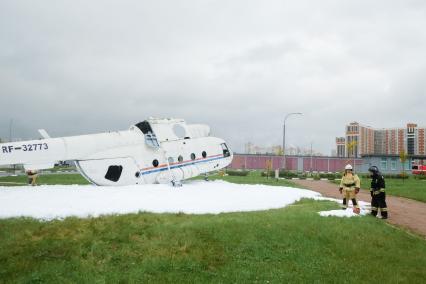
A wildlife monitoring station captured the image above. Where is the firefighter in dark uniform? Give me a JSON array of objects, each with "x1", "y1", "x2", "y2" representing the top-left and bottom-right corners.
[{"x1": 368, "y1": 166, "x2": 388, "y2": 219}]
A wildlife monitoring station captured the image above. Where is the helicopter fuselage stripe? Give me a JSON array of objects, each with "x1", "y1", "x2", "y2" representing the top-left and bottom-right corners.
[{"x1": 139, "y1": 154, "x2": 226, "y2": 176}]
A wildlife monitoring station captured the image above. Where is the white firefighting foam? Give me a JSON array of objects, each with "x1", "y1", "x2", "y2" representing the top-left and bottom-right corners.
[
  {"x1": 318, "y1": 201, "x2": 371, "y2": 217},
  {"x1": 0, "y1": 180, "x2": 369, "y2": 220}
]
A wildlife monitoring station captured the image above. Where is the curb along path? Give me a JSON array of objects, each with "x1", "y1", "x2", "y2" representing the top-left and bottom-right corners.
[{"x1": 294, "y1": 180, "x2": 426, "y2": 238}]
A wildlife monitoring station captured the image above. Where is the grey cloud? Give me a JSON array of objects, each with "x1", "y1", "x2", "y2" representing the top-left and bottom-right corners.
[{"x1": 1, "y1": 0, "x2": 426, "y2": 154}]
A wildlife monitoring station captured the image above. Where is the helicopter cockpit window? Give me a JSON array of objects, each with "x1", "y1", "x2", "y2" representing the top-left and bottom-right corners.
[
  {"x1": 221, "y1": 143, "x2": 231, "y2": 157},
  {"x1": 135, "y1": 121, "x2": 153, "y2": 134},
  {"x1": 136, "y1": 120, "x2": 160, "y2": 149},
  {"x1": 105, "y1": 165, "x2": 123, "y2": 182}
]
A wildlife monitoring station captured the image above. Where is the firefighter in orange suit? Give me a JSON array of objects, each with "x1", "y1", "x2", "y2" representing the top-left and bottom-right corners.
[
  {"x1": 339, "y1": 164, "x2": 361, "y2": 213},
  {"x1": 26, "y1": 170, "x2": 38, "y2": 186}
]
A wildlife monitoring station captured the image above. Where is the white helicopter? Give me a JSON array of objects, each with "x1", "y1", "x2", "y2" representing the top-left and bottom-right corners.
[{"x1": 0, "y1": 118, "x2": 233, "y2": 186}]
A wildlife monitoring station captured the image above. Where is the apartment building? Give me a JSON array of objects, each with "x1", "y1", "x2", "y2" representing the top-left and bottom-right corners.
[
  {"x1": 336, "y1": 137, "x2": 346, "y2": 157},
  {"x1": 336, "y1": 122, "x2": 426, "y2": 157}
]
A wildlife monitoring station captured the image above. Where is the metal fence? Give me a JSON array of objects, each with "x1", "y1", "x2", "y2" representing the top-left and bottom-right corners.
[{"x1": 229, "y1": 154, "x2": 363, "y2": 173}]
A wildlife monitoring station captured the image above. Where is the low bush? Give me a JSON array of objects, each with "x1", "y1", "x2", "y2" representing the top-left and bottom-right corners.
[
  {"x1": 261, "y1": 170, "x2": 297, "y2": 178},
  {"x1": 259, "y1": 171, "x2": 346, "y2": 180},
  {"x1": 414, "y1": 174, "x2": 426, "y2": 180},
  {"x1": 278, "y1": 170, "x2": 299, "y2": 178},
  {"x1": 358, "y1": 174, "x2": 371, "y2": 179},
  {"x1": 382, "y1": 173, "x2": 410, "y2": 179},
  {"x1": 226, "y1": 170, "x2": 250, "y2": 176},
  {"x1": 261, "y1": 171, "x2": 272, "y2": 177},
  {"x1": 318, "y1": 173, "x2": 341, "y2": 180}
]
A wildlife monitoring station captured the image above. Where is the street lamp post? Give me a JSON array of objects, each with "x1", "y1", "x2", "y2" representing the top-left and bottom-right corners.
[
  {"x1": 9, "y1": 119, "x2": 14, "y2": 174},
  {"x1": 282, "y1": 112, "x2": 303, "y2": 170},
  {"x1": 9, "y1": 119, "x2": 13, "y2": 142}
]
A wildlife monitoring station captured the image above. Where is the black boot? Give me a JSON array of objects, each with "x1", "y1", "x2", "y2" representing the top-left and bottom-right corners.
[
  {"x1": 371, "y1": 210, "x2": 378, "y2": 217},
  {"x1": 381, "y1": 210, "x2": 388, "y2": 219},
  {"x1": 342, "y1": 198, "x2": 347, "y2": 210}
]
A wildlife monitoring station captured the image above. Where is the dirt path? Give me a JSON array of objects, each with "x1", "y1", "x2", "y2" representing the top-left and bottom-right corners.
[{"x1": 294, "y1": 180, "x2": 426, "y2": 238}]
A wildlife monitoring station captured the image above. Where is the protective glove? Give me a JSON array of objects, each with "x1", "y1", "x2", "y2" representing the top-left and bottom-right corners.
[
  {"x1": 339, "y1": 188, "x2": 343, "y2": 194},
  {"x1": 355, "y1": 188, "x2": 360, "y2": 194},
  {"x1": 370, "y1": 191, "x2": 373, "y2": 197}
]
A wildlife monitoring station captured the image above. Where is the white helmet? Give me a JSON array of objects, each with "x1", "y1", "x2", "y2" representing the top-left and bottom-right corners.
[{"x1": 345, "y1": 164, "x2": 353, "y2": 170}]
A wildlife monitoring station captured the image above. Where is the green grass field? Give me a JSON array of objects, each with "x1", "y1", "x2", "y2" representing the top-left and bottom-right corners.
[
  {"x1": 1, "y1": 171, "x2": 425, "y2": 202},
  {"x1": 0, "y1": 173, "x2": 89, "y2": 186},
  {"x1": 377, "y1": 178, "x2": 426, "y2": 202},
  {"x1": 195, "y1": 171, "x2": 298, "y2": 187},
  {"x1": 1, "y1": 199, "x2": 426, "y2": 283},
  {"x1": 1, "y1": 171, "x2": 426, "y2": 282},
  {"x1": 0, "y1": 171, "x2": 297, "y2": 188},
  {"x1": 332, "y1": 177, "x2": 426, "y2": 203}
]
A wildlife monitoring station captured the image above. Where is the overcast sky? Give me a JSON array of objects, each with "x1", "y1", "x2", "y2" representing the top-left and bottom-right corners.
[{"x1": 1, "y1": 0, "x2": 425, "y2": 154}]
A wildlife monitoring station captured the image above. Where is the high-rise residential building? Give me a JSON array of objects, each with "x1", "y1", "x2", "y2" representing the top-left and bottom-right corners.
[
  {"x1": 336, "y1": 137, "x2": 346, "y2": 157},
  {"x1": 336, "y1": 122, "x2": 426, "y2": 157},
  {"x1": 419, "y1": 127, "x2": 425, "y2": 155},
  {"x1": 344, "y1": 122, "x2": 375, "y2": 157}
]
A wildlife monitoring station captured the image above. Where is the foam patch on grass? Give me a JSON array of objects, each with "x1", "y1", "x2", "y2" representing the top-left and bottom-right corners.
[
  {"x1": 318, "y1": 200, "x2": 371, "y2": 217},
  {"x1": 0, "y1": 180, "x2": 326, "y2": 220}
]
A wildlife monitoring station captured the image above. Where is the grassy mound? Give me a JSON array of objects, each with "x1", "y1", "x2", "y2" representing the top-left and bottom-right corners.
[{"x1": 1, "y1": 201, "x2": 426, "y2": 282}]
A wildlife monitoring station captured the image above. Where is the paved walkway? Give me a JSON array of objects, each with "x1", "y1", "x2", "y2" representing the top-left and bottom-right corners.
[{"x1": 294, "y1": 180, "x2": 426, "y2": 238}]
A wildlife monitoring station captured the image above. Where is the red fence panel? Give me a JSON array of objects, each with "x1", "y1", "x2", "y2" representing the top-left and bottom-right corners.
[{"x1": 229, "y1": 154, "x2": 363, "y2": 172}]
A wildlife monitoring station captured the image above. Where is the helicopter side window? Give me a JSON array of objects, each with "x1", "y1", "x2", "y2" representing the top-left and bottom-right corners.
[
  {"x1": 221, "y1": 143, "x2": 231, "y2": 157},
  {"x1": 152, "y1": 159, "x2": 159, "y2": 167},
  {"x1": 202, "y1": 151, "x2": 207, "y2": 158},
  {"x1": 178, "y1": 155, "x2": 183, "y2": 162},
  {"x1": 105, "y1": 165, "x2": 123, "y2": 182},
  {"x1": 191, "y1": 153, "x2": 196, "y2": 160}
]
